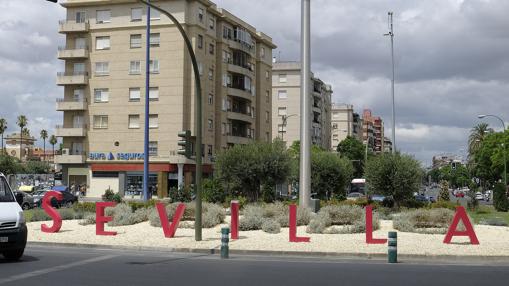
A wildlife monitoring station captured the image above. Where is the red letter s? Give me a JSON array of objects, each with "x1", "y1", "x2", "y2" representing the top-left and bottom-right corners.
[{"x1": 41, "y1": 191, "x2": 63, "y2": 233}]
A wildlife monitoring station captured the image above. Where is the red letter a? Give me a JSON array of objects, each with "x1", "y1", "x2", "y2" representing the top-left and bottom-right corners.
[
  {"x1": 41, "y1": 191, "x2": 63, "y2": 233},
  {"x1": 365, "y1": 205, "x2": 387, "y2": 244},
  {"x1": 443, "y1": 206, "x2": 479, "y2": 245},
  {"x1": 289, "y1": 204, "x2": 310, "y2": 242},
  {"x1": 157, "y1": 203, "x2": 186, "y2": 238}
]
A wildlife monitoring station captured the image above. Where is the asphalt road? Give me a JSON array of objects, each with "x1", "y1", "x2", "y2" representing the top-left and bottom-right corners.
[
  {"x1": 2, "y1": 246, "x2": 509, "y2": 286},
  {"x1": 425, "y1": 187, "x2": 492, "y2": 206}
]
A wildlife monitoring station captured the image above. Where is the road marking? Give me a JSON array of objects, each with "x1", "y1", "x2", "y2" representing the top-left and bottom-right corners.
[{"x1": 0, "y1": 254, "x2": 117, "y2": 285}]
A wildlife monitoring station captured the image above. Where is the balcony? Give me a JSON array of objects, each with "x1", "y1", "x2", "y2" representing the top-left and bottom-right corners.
[
  {"x1": 58, "y1": 46, "x2": 89, "y2": 59},
  {"x1": 55, "y1": 154, "x2": 86, "y2": 164},
  {"x1": 55, "y1": 124, "x2": 87, "y2": 137},
  {"x1": 227, "y1": 135, "x2": 253, "y2": 145},
  {"x1": 56, "y1": 99, "x2": 87, "y2": 111},
  {"x1": 57, "y1": 72, "x2": 88, "y2": 86},
  {"x1": 227, "y1": 111, "x2": 254, "y2": 124},
  {"x1": 227, "y1": 87, "x2": 253, "y2": 101},
  {"x1": 59, "y1": 20, "x2": 89, "y2": 33},
  {"x1": 227, "y1": 63, "x2": 254, "y2": 76}
]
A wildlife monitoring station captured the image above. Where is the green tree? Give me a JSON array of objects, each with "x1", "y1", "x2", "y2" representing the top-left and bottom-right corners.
[
  {"x1": 49, "y1": 135, "x2": 58, "y2": 158},
  {"x1": 16, "y1": 115, "x2": 27, "y2": 160},
  {"x1": 0, "y1": 118, "x2": 6, "y2": 155},
  {"x1": 215, "y1": 140, "x2": 291, "y2": 202},
  {"x1": 24, "y1": 160, "x2": 51, "y2": 174},
  {"x1": 311, "y1": 151, "x2": 353, "y2": 200},
  {"x1": 438, "y1": 164, "x2": 471, "y2": 189},
  {"x1": 493, "y1": 183, "x2": 509, "y2": 212},
  {"x1": 438, "y1": 180, "x2": 450, "y2": 201},
  {"x1": 40, "y1": 129, "x2": 48, "y2": 162},
  {"x1": 468, "y1": 123, "x2": 492, "y2": 158},
  {"x1": 337, "y1": 136, "x2": 365, "y2": 177},
  {"x1": 471, "y1": 130, "x2": 509, "y2": 189},
  {"x1": 0, "y1": 154, "x2": 22, "y2": 175},
  {"x1": 202, "y1": 178, "x2": 225, "y2": 204},
  {"x1": 364, "y1": 153, "x2": 423, "y2": 207}
]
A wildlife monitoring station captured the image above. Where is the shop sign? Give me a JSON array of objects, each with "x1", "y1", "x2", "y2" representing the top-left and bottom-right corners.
[{"x1": 89, "y1": 152, "x2": 144, "y2": 161}]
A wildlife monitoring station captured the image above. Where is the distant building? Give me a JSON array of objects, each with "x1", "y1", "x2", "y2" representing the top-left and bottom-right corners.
[
  {"x1": 272, "y1": 61, "x2": 332, "y2": 149},
  {"x1": 330, "y1": 103, "x2": 363, "y2": 151},
  {"x1": 32, "y1": 147, "x2": 57, "y2": 163},
  {"x1": 4, "y1": 133, "x2": 36, "y2": 161},
  {"x1": 432, "y1": 154, "x2": 462, "y2": 169},
  {"x1": 362, "y1": 109, "x2": 388, "y2": 154},
  {"x1": 383, "y1": 137, "x2": 393, "y2": 153}
]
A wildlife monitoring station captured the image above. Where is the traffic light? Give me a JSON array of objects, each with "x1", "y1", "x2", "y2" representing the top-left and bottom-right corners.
[{"x1": 177, "y1": 130, "x2": 192, "y2": 159}]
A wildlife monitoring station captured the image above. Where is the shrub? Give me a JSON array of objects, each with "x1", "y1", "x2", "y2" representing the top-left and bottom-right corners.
[
  {"x1": 202, "y1": 178, "x2": 226, "y2": 204},
  {"x1": 261, "y1": 219, "x2": 281, "y2": 234},
  {"x1": 28, "y1": 209, "x2": 50, "y2": 222},
  {"x1": 429, "y1": 200, "x2": 458, "y2": 211},
  {"x1": 223, "y1": 195, "x2": 248, "y2": 209},
  {"x1": 438, "y1": 181, "x2": 450, "y2": 201},
  {"x1": 400, "y1": 198, "x2": 426, "y2": 209},
  {"x1": 148, "y1": 202, "x2": 225, "y2": 228},
  {"x1": 475, "y1": 205, "x2": 493, "y2": 215},
  {"x1": 393, "y1": 208, "x2": 456, "y2": 234},
  {"x1": 127, "y1": 199, "x2": 159, "y2": 212},
  {"x1": 306, "y1": 205, "x2": 372, "y2": 234},
  {"x1": 239, "y1": 205, "x2": 264, "y2": 231},
  {"x1": 79, "y1": 213, "x2": 96, "y2": 226},
  {"x1": 73, "y1": 202, "x2": 96, "y2": 213},
  {"x1": 59, "y1": 208, "x2": 77, "y2": 220},
  {"x1": 169, "y1": 186, "x2": 193, "y2": 203},
  {"x1": 479, "y1": 218, "x2": 508, "y2": 226},
  {"x1": 108, "y1": 203, "x2": 135, "y2": 226},
  {"x1": 201, "y1": 203, "x2": 226, "y2": 228},
  {"x1": 102, "y1": 188, "x2": 115, "y2": 202},
  {"x1": 493, "y1": 183, "x2": 509, "y2": 212}
]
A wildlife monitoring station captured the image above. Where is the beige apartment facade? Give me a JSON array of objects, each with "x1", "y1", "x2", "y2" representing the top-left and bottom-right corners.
[
  {"x1": 271, "y1": 62, "x2": 331, "y2": 150},
  {"x1": 55, "y1": 0, "x2": 275, "y2": 198},
  {"x1": 330, "y1": 103, "x2": 363, "y2": 151}
]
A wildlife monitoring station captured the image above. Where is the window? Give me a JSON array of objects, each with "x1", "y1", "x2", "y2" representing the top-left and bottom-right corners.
[
  {"x1": 209, "y1": 43, "x2": 214, "y2": 55},
  {"x1": 93, "y1": 115, "x2": 108, "y2": 129},
  {"x1": 95, "y1": 36, "x2": 110, "y2": 50},
  {"x1": 149, "y1": 114, "x2": 158, "y2": 128},
  {"x1": 129, "y1": 61, "x2": 141, "y2": 74},
  {"x1": 278, "y1": 107, "x2": 287, "y2": 116},
  {"x1": 0, "y1": 177, "x2": 14, "y2": 203},
  {"x1": 128, "y1": 115, "x2": 140, "y2": 129},
  {"x1": 222, "y1": 123, "x2": 227, "y2": 135},
  {"x1": 222, "y1": 50, "x2": 231, "y2": 63},
  {"x1": 208, "y1": 94, "x2": 213, "y2": 105},
  {"x1": 279, "y1": 74, "x2": 287, "y2": 83},
  {"x1": 278, "y1": 90, "x2": 287, "y2": 99},
  {"x1": 333, "y1": 112, "x2": 340, "y2": 119},
  {"x1": 197, "y1": 35, "x2": 203, "y2": 49},
  {"x1": 150, "y1": 8, "x2": 160, "y2": 20},
  {"x1": 266, "y1": 90, "x2": 270, "y2": 103},
  {"x1": 208, "y1": 119, "x2": 213, "y2": 130},
  {"x1": 150, "y1": 33, "x2": 160, "y2": 47},
  {"x1": 198, "y1": 62, "x2": 203, "y2": 75},
  {"x1": 95, "y1": 62, "x2": 109, "y2": 76},
  {"x1": 96, "y1": 10, "x2": 111, "y2": 24},
  {"x1": 223, "y1": 26, "x2": 232, "y2": 39},
  {"x1": 222, "y1": 74, "x2": 231, "y2": 87},
  {"x1": 131, "y1": 8, "x2": 143, "y2": 21},
  {"x1": 129, "y1": 88, "x2": 141, "y2": 102},
  {"x1": 208, "y1": 145, "x2": 213, "y2": 156},
  {"x1": 94, "y1": 88, "x2": 109, "y2": 103},
  {"x1": 260, "y1": 47, "x2": 266, "y2": 59},
  {"x1": 130, "y1": 34, "x2": 142, "y2": 48},
  {"x1": 198, "y1": 8, "x2": 204, "y2": 23},
  {"x1": 209, "y1": 18, "x2": 215, "y2": 30},
  {"x1": 149, "y1": 141, "x2": 158, "y2": 156},
  {"x1": 265, "y1": 70, "x2": 270, "y2": 80},
  {"x1": 265, "y1": 111, "x2": 270, "y2": 122},
  {"x1": 332, "y1": 123, "x2": 338, "y2": 129},
  {"x1": 149, "y1": 60, "x2": 159, "y2": 73},
  {"x1": 208, "y1": 68, "x2": 213, "y2": 80},
  {"x1": 149, "y1": 87, "x2": 159, "y2": 101}
]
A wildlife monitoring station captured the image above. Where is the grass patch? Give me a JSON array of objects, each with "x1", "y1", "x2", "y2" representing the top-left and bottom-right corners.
[{"x1": 468, "y1": 205, "x2": 509, "y2": 226}]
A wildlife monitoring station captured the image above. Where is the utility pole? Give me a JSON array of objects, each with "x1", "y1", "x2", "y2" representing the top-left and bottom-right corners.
[
  {"x1": 384, "y1": 12, "x2": 396, "y2": 153},
  {"x1": 143, "y1": 0, "x2": 151, "y2": 202},
  {"x1": 299, "y1": 0, "x2": 311, "y2": 209}
]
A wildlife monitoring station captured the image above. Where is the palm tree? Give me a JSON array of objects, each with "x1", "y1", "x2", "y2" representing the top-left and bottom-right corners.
[
  {"x1": 0, "y1": 118, "x2": 6, "y2": 155},
  {"x1": 49, "y1": 135, "x2": 58, "y2": 160},
  {"x1": 16, "y1": 115, "x2": 27, "y2": 160},
  {"x1": 40, "y1": 129, "x2": 48, "y2": 162},
  {"x1": 468, "y1": 122, "x2": 493, "y2": 158}
]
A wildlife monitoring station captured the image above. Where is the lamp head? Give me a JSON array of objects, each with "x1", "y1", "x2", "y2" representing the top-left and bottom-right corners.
[{"x1": 478, "y1": 115, "x2": 486, "y2": 119}]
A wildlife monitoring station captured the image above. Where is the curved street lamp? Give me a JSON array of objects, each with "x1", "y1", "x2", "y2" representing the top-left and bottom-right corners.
[
  {"x1": 280, "y1": 114, "x2": 298, "y2": 141},
  {"x1": 478, "y1": 114, "x2": 507, "y2": 189}
]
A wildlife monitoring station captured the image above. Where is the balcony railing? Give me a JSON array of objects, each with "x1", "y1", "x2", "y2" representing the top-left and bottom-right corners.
[
  {"x1": 55, "y1": 124, "x2": 87, "y2": 137},
  {"x1": 59, "y1": 20, "x2": 89, "y2": 33},
  {"x1": 57, "y1": 46, "x2": 89, "y2": 59},
  {"x1": 57, "y1": 72, "x2": 88, "y2": 85},
  {"x1": 56, "y1": 98, "x2": 87, "y2": 111}
]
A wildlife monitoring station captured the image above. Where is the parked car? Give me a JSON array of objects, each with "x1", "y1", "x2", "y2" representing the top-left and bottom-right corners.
[
  {"x1": 475, "y1": 192, "x2": 484, "y2": 200},
  {"x1": 347, "y1": 192, "x2": 364, "y2": 201},
  {"x1": 50, "y1": 191, "x2": 78, "y2": 208},
  {"x1": 32, "y1": 189, "x2": 49, "y2": 208},
  {"x1": 414, "y1": 194, "x2": 430, "y2": 203},
  {"x1": 454, "y1": 191, "x2": 465, "y2": 198},
  {"x1": 370, "y1": 194, "x2": 385, "y2": 202},
  {"x1": 12, "y1": 191, "x2": 34, "y2": 210},
  {"x1": 0, "y1": 172, "x2": 27, "y2": 261},
  {"x1": 428, "y1": 196, "x2": 437, "y2": 203}
]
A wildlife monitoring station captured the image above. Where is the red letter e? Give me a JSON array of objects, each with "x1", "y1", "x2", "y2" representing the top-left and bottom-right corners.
[{"x1": 96, "y1": 202, "x2": 117, "y2": 236}]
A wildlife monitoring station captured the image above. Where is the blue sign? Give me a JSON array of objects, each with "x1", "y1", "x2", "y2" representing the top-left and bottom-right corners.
[{"x1": 89, "y1": 152, "x2": 144, "y2": 161}]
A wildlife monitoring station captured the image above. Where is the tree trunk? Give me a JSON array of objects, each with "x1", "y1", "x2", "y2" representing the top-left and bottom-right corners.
[
  {"x1": 43, "y1": 140, "x2": 46, "y2": 162},
  {"x1": 19, "y1": 128, "x2": 22, "y2": 160}
]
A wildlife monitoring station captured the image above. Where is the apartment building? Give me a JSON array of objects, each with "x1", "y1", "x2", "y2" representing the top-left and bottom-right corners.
[
  {"x1": 54, "y1": 0, "x2": 275, "y2": 198},
  {"x1": 271, "y1": 62, "x2": 332, "y2": 150},
  {"x1": 330, "y1": 103, "x2": 363, "y2": 150},
  {"x1": 362, "y1": 109, "x2": 389, "y2": 154}
]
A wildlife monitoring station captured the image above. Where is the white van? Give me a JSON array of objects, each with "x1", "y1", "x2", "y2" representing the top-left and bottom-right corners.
[{"x1": 0, "y1": 172, "x2": 27, "y2": 261}]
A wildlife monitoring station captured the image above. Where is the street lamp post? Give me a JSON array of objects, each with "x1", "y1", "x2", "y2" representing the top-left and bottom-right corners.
[
  {"x1": 478, "y1": 114, "x2": 507, "y2": 189},
  {"x1": 384, "y1": 12, "x2": 396, "y2": 153},
  {"x1": 46, "y1": 0, "x2": 204, "y2": 241},
  {"x1": 280, "y1": 114, "x2": 298, "y2": 141}
]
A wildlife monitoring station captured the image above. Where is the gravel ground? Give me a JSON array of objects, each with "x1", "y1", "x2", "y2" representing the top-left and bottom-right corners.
[{"x1": 26, "y1": 220, "x2": 509, "y2": 256}]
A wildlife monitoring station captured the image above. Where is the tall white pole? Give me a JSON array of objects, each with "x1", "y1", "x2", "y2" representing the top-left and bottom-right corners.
[
  {"x1": 388, "y1": 12, "x2": 396, "y2": 153},
  {"x1": 299, "y1": 0, "x2": 311, "y2": 208}
]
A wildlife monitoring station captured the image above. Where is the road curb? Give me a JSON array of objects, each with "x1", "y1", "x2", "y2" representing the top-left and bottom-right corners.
[{"x1": 27, "y1": 241, "x2": 509, "y2": 263}]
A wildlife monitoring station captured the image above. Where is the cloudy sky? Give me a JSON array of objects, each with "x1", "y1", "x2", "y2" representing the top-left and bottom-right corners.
[{"x1": 1, "y1": 0, "x2": 508, "y2": 166}]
